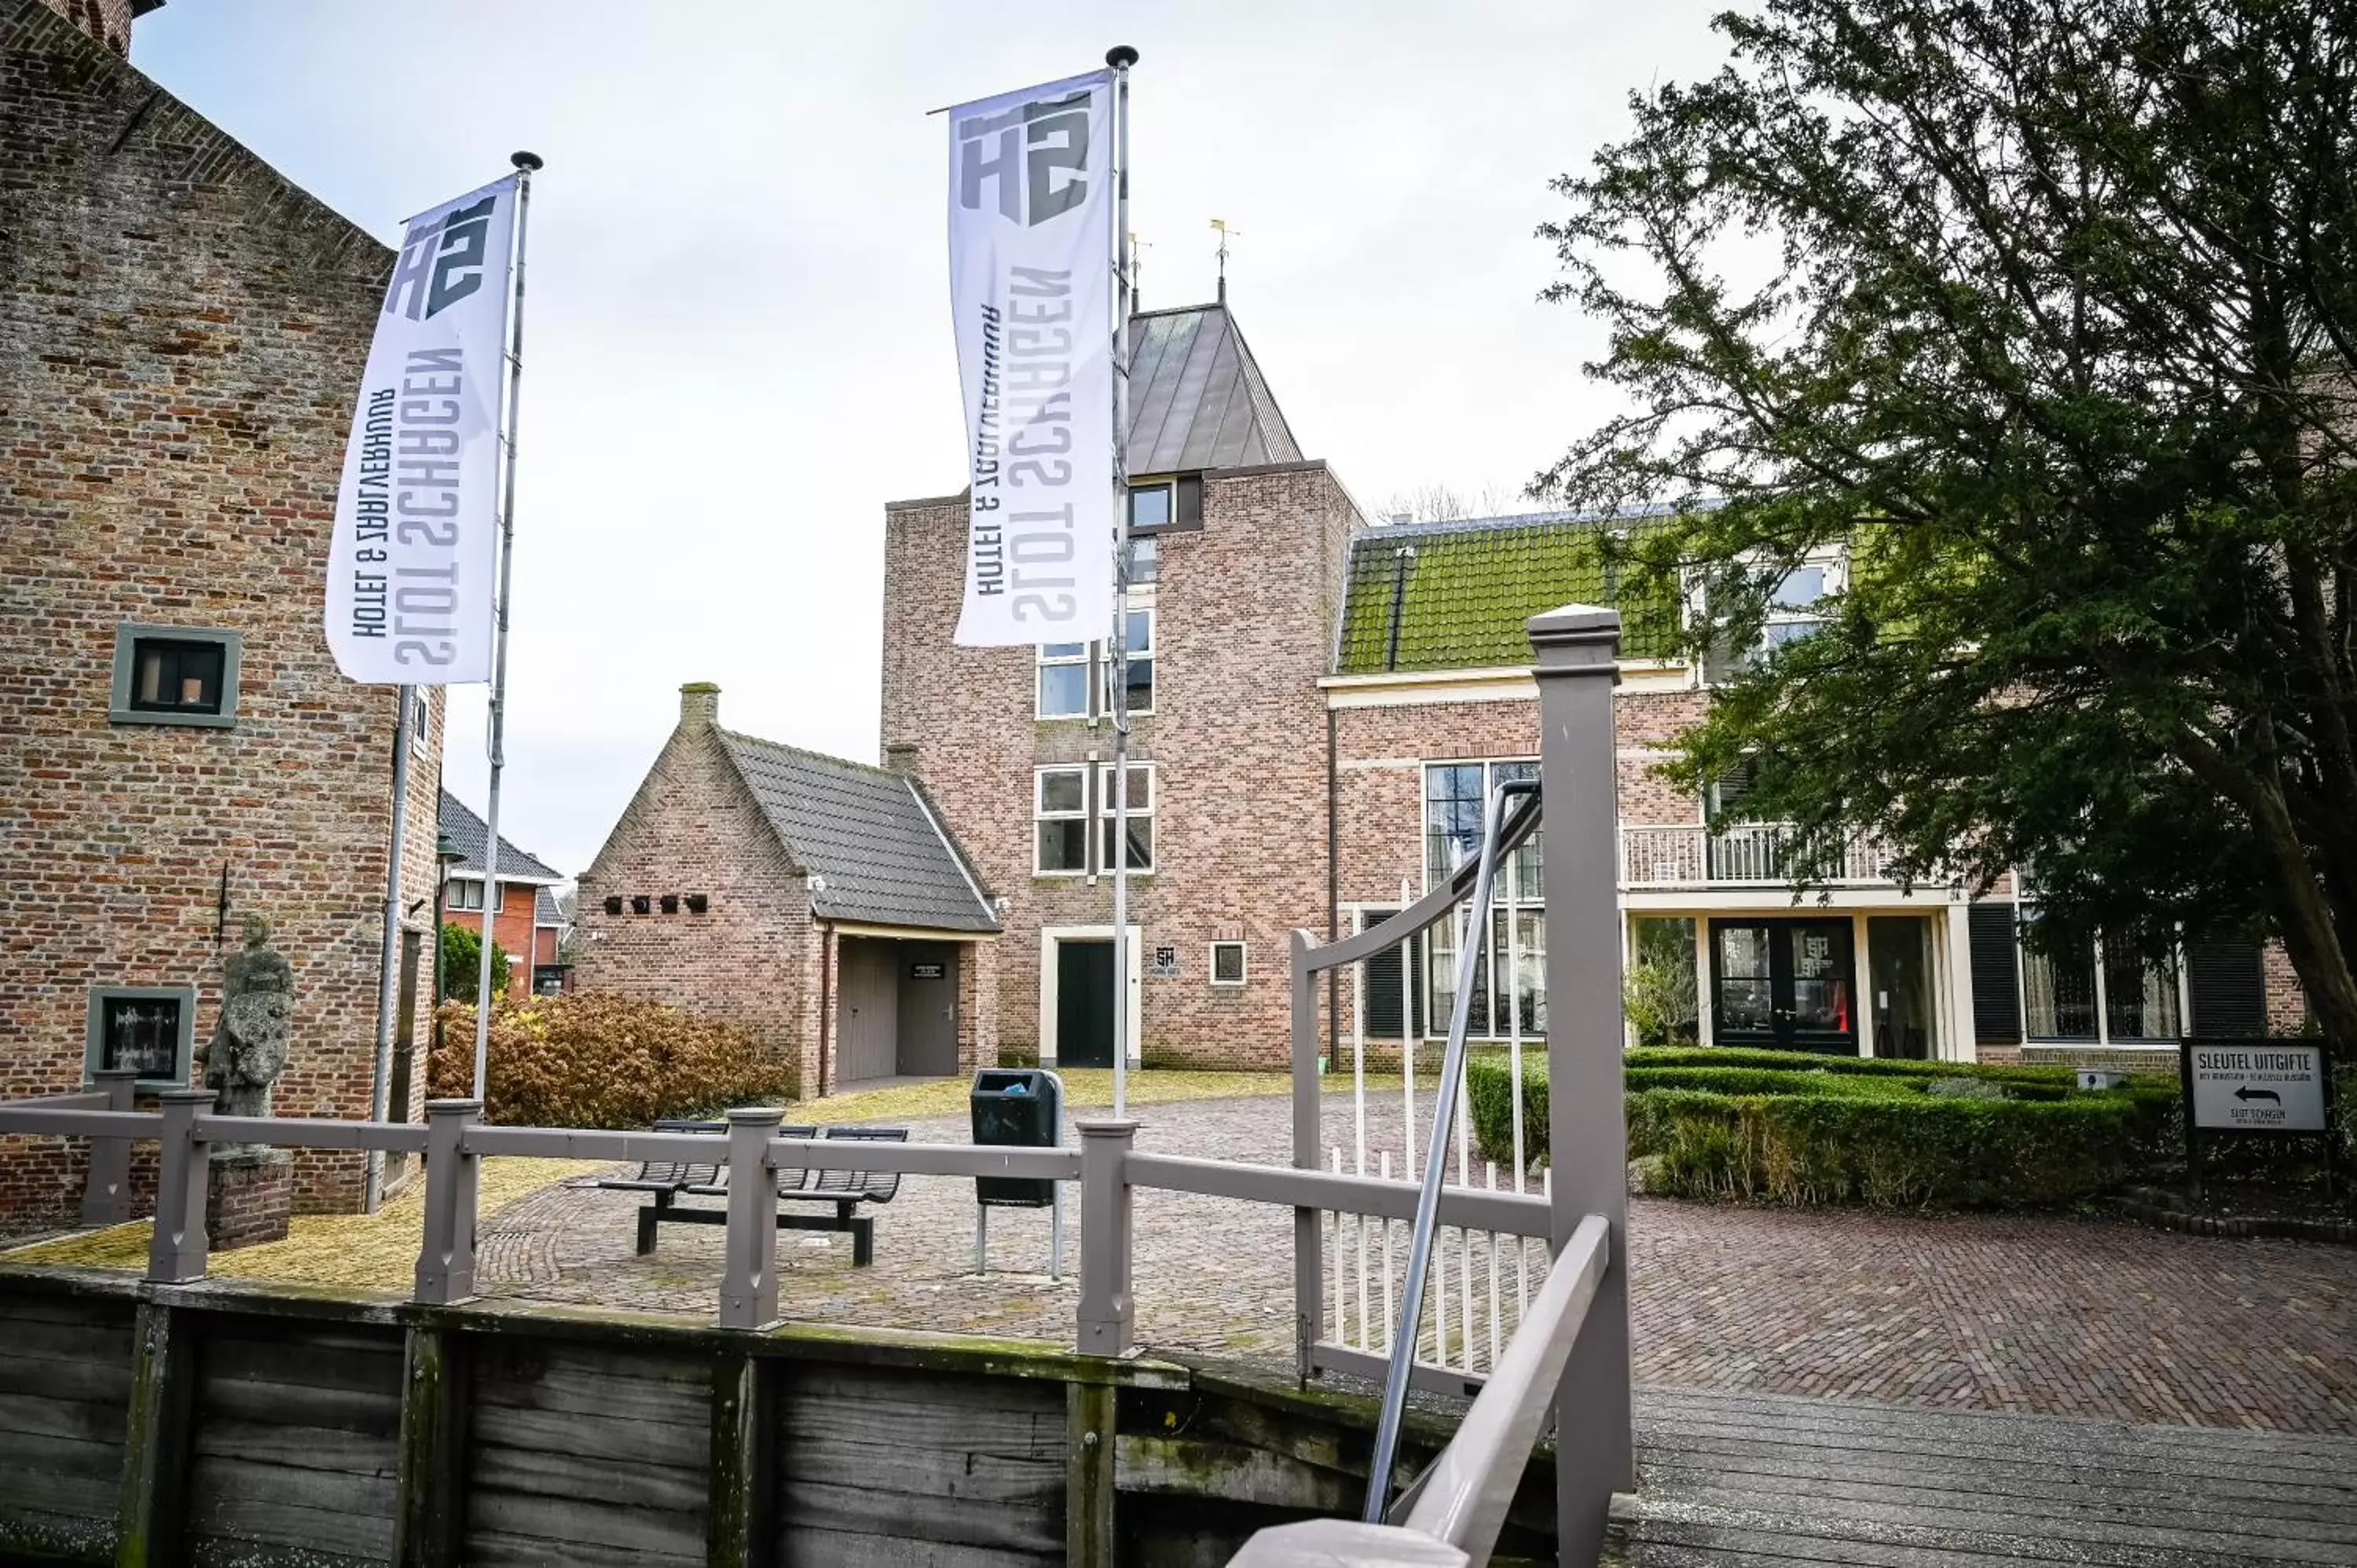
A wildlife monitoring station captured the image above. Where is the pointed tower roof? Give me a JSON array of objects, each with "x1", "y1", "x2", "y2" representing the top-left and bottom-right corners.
[{"x1": 1125, "y1": 303, "x2": 1303, "y2": 474}]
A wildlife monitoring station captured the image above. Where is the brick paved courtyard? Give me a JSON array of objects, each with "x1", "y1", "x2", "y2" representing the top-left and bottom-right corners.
[{"x1": 475, "y1": 1090, "x2": 2357, "y2": 1435}]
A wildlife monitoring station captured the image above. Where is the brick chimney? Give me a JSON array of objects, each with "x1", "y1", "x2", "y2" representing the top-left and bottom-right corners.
[
  {"x1": 37, "y1": 0, "x2": 152, "y2": 57},
  {"x1": 883, "y1": 741, "x2": 920, "y2": 776},
  {"x1": 680, "y1": 682, "x2": 720, "y2": 731}
]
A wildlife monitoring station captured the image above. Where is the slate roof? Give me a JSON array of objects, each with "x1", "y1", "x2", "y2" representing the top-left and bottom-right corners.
[
  {"x1": 534, "y1": 887, "x2": 561, "y2": 927},
  {"x1": 438, "y1": 789, "x2": 567, "y2": 884},
  {"x1": 1126, "y1": 304, "x2": 1303, "y2": 474},
  {"x1": 1333, "y1": 509, "x2": 1686, "y2": 674},
  {"x1": 716, "y1": 732, "x2": 998, "y2": 935}
]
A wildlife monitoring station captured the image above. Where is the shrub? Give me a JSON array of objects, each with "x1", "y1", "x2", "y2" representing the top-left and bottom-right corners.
[
  {"x1": 438, "y1": 921, "x2": 514, "y2": 1001},
  {"x1": 427, "y1": 990, "x2": 790, "y2": 1127},
  {"x1": 1468, "y1": 1046, "x2": 2158, "y2": 1208}
]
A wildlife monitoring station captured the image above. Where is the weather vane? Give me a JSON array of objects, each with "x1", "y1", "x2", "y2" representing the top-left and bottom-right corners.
[{"x1": 1211, "y1": 218, "x2": 1241, "y2": 302}]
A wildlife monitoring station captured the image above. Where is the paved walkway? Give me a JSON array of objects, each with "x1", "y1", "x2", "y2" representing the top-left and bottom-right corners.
[{"x1": 476, "y1": 1091, "x2": 2357, "y2": 1435}]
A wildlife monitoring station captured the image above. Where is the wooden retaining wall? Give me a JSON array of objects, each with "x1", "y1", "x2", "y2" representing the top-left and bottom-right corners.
[{"x1": 0, "y1": 1269, "x2": 1556, "y2": 1568}]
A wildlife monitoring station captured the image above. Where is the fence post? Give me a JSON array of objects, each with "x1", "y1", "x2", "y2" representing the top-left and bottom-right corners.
[
  {"x1": 1529, "y1": 604, "x2": 1633, "y2": 1568},
  {"x1": 81, "y1": 1067, "x2": 140, "y2": 1227},
  {"x1": 414, "y1": 1100, "x2": 482, "y2": 1306},
  {"x1": 1289, "y1": 929, "x2": 1321, "y2": 1380},
  {"x1": 719, "y1": 1106, "x2": 783, "y2": 1329},
  {"x1": 147, "y1": 1088, "x2": 213, "y2": 1284},
  {"x1": 1075, "y1": 1119, "x2": 1137, "y2": 1356}
]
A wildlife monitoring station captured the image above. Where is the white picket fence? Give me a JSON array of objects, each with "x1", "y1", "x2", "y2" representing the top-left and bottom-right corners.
[{"x1": 1318, "y1": 877, "x2": 1549, "y2": 1383}]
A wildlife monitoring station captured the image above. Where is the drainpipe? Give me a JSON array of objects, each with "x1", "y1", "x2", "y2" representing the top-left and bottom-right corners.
[
  {"x1": 817, "y1": 921, "x2": 834, "y2": 1101},
  {"x1": 1384, "y1": 546, "x2": 1416, "y2": 672}
]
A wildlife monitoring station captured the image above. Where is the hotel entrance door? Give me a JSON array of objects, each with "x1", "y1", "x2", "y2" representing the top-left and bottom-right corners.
[{"x1": 1709, "y1": 918, "x2": 1857, "y2": 1054}]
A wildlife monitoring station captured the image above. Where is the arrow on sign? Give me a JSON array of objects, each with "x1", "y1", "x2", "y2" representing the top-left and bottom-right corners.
[{"x1": 2234, "y1": 1086, "x2": 2282, "y2": 1104}]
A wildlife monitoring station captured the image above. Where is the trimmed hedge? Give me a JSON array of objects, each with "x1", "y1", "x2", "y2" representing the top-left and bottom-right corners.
[
  {"x1": 429, "y1": 990, "x2": 791, "y2": 1127},
  {"x1": 1466, "y1": 1047, "x2": 2174, "y2": 1209}
]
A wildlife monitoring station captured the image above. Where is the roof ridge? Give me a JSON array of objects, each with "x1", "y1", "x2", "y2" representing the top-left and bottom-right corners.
[{"x1": 716, "y1": 727, "x2": 903, "y2": 782}]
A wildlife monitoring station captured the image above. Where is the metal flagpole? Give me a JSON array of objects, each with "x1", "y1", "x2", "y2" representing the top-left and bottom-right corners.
[
  {"x1": 1106, "y1": 46, "x2": 1137, "y2": 1117},
  {"x1": 472, "y1": 150, "x2": 542, "y2": 1104},
  {"x1": 363, "y1": 686, "x2": 415, "y2": 1211}
]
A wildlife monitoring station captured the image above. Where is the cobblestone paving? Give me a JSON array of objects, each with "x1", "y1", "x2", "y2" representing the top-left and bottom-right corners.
[{"x1": 477, "y1": 1090, "x2": 2357, "y2": 1434}]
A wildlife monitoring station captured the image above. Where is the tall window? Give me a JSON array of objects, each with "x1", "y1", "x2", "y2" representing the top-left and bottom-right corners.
[
  {"x1": 1036, "y1": 768, "x2": 1090, "y2": 874},
  {"x1": 1423, "y1": 760, "x2": 1542, "y2": 1039},
  {"x1": 1035, "y1": 763, "x2": 1156, "y2": 876},
  {"x1": 1098, "y1": 762, "x2": 1154, "y2": 873},
  {"x1": 1116, "y1": 606, "x2": 1153, "y2": 715}
]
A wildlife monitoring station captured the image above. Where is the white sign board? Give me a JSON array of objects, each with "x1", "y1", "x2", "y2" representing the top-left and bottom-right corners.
[{"x1": 2187, "y1": 1043, "x2": 2326, "y2": 1132}]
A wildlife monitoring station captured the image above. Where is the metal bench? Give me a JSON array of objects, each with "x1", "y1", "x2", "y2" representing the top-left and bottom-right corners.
[{"x1": 593, "y1": 1119, "x2": 905, "y2": 1266}]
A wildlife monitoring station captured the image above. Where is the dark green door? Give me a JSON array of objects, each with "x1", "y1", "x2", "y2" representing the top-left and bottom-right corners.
[
  {"x1": 1057, "y1": 940, "x2": 1116, "y2": 1068},
  {"x1": 1709, "y1": 918, "x2": 1857, "y2": 1054}
]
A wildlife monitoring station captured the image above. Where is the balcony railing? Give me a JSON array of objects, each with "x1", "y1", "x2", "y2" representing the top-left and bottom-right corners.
[{"x1": 1620, "y1": 822, "x2": 1901, "y2": 889}]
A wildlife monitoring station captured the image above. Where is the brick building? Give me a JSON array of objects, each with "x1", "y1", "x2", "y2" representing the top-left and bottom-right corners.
[
  {"x1": 437, "y1": 789, "x2": 566, "y2": 998},
  {"x1": 879, "y1": 302, "x2": 2299, "y2": 1074},
  {"x1": 882, "y1": 303, "x2": 1354, "y2": 1070},
  {"x1": 570, "y1": 683, "x2": 999, "y2": 1097},
  {"x1": 1, "y1": 0, "x2": 440, "y2": 1226}
]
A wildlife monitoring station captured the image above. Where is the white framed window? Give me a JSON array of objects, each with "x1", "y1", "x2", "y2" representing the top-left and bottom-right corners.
[
  {"x1": 1761, "y1": 559, "x2": 1839, "y2": 652},
  {"x1": 1098, "y1": 762, "x2": 1154, "y2": 873},
  {"x1": 1037, "y1": 642, "x2": 1091, "y2": 720},
  {"x1": 1125, "y1": 533, "x2": 1160, "y2": 587},
  {"x1": 448, "y1": 878, "x2": 486, "y2": 911},
  {"x1": 1035, "y1": 767, "x2": 1090, "y2": 875},
  {"x1": 1210, "y1": 940, "x2": 1248, "y2": 987},
  {"x1": 409, "y1": 690, "x2": 431, "y2": 757},
  {"x1": 1110, "y1": 606, "x2": 1154, "y2": 716},
  {"x1": 1422, "y1": 759, "x2": 1543, "y2": 1040}
]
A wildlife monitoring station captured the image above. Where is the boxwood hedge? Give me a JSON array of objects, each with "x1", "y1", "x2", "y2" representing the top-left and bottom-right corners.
[{"x1": 1465, "y1": 1046, "x2": 2177, "y2": 1209}]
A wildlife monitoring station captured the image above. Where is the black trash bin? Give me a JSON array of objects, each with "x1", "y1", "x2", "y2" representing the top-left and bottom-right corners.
[{"x1": 970, "y1": 1068, "x2": 1061, "y2": 1207}]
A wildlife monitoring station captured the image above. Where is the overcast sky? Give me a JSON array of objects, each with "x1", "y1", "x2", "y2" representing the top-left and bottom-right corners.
[{"x1": 133, "y1": 0, "x2": 1728, "y2": 875}]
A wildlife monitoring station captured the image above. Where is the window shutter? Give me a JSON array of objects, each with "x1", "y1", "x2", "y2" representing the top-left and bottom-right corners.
[
  {"x1": 1175, "y1": 473, "x2": 1203, "y2": 527},
  {"x1": 1361, "y1": 916, "x2": 1425, "y2": 1039},
  {"x1": 2184, "y1": 939, "x2": 2266, "y2": 1039},
  {"x1": 1967, "y1": 902, "x2": 2021, "y2": 1044}
]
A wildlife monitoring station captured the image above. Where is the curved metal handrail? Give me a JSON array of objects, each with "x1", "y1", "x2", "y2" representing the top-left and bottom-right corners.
[{"x1": 1302, "y1": 784, "x2": 1541, "y2": 976}]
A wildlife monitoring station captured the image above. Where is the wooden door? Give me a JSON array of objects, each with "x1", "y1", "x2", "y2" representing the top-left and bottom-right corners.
[
  {"x1": 838, "y1": 940, "x2": 899, "y2": 1085},
  {"x1": 896, "y1": 944, "x2": 959, "y2": 1077},
  {"x1": 1056, "y1": 940, "x2": 1116, "y2": 1068}
]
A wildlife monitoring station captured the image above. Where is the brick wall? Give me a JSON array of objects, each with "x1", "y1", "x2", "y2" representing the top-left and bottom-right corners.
[
  {"x1": 1, "y1": 2, "x2": 437, "y2": 1227},
  {"x1": 570, "y1": 687, "x2": 816, "y2": 1097},
  {"x1": 33, "y1": 0, "x2": 130, "y2": 55},
  {"x1": 2261, "y1": 941, "x2": 2309, "y2": 1037},
  {"x1": 882, "y1": 463, "x2": 1362, "y2": 1069}
]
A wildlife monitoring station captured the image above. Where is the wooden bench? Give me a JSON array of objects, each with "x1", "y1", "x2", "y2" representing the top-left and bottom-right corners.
[{"x1": 593, "y1": 1119, "x2": 906, "y2": 1266}]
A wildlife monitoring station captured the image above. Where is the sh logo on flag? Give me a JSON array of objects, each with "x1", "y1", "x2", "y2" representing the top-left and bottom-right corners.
[
  {"x1": 958, "y1": 88, "x2": 1092, "y2": 225},
  {"x1": 386, "y1": 194, "x2": 498, "y2": 321}
]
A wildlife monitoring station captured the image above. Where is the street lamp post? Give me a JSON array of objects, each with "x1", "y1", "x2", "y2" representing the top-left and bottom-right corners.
[{"x1": 430, "y1": 832, "x2": 465, "y2": 1080}]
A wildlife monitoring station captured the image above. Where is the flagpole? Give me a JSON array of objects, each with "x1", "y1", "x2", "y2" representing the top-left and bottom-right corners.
[
  {"x1": 363, "y1": 686, "x2": 414, "y2": 1211},
  {"x1": 1106, "y1": 45, "x2": 1137, "y2": 1117},
  {"x1": 472, "y1": 150, "x2": 541, "y2": 1105}
]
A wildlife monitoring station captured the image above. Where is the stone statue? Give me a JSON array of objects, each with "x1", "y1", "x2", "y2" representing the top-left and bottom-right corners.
[{"x1": 205, "y1": 914, "x2": 293, "y2": 1119}]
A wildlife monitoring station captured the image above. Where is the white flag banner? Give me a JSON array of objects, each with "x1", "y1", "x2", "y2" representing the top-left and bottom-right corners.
[
  {"x1": 324, "y1": 174, "x2": 518, "y2": 684},
  {"x1": 948, "y1": 70, "x2": 1116, "y2": 647}
]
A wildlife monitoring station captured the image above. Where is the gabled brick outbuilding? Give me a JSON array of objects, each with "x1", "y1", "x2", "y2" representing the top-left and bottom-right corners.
[{"x1": 571, "y1": 684, "x2": 999, "y2": 1097}]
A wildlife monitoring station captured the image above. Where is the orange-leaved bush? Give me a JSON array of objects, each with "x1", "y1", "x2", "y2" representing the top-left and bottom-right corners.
[{"x1": 428, "y1": 990, "x2": 790, "y2": 1127}]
